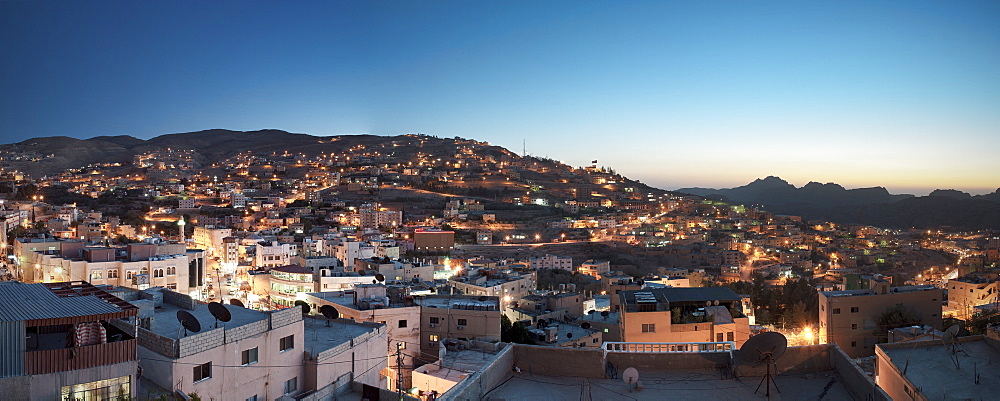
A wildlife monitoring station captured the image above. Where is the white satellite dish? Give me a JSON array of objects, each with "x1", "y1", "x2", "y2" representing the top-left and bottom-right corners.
[{"x1": 622, "y1": 367, "x2": 639, "y2": 392}]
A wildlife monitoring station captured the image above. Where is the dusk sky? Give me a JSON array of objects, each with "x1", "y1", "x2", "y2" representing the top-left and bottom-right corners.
[{"x1": 2, "y1": 1, "x2": 998, "y2": 195}]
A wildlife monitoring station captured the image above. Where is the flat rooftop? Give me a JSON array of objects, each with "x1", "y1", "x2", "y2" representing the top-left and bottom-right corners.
[
  {"x1": 419, "y1": 348, "x2": 495, "y2": 383},
  {"x1": 485, "y1": 371, "x2": 852, "y2": 400},
  {"x1": 302, "y1": 316, "x2": 380, "y2": 357},
  {"x1": 879, "y1": 337, "x2": 1000, "y2": 400},
  {"x1": 820, "y1": 285, "x2": 938, "y2": 297},
  {"x1": 148, "y1": 302, "x2": 267, "y2": 339}
]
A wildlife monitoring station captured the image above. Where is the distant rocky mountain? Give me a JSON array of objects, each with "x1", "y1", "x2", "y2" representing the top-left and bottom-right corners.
[{"x1": 679, "y1": 177, "x2": 1000, "y2": 230}]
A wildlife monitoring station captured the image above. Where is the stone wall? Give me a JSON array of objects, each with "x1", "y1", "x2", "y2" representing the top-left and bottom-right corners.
[
  {"x1": 832, "y1": 344, "x2": 890, "y2": 401},
  {"x1": 735, "y1": 344, "x2": 832, "y2": 377},
  {"x1": 512, "y1": 344, "x2": 605, "y2": 377},
  {"x1": 226, "y1": 318, "x2": 268, "y2": 343}
]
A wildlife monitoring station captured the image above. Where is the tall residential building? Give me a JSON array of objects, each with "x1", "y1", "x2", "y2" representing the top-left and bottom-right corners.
[
  {"x1": 192, "y1": 226, "x2": 232, "y2": 258},
  {"x1": 0, "y1": 281, "x2": 139, "y2": 401},
  {"x1": 819, "y1": 281, "x2": 942, "y2": 358}
]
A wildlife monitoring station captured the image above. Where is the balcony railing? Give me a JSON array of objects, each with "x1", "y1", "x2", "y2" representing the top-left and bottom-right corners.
[
  {"x1": 602, "y1": 341, "x2": 735, "y2": 357},
  {"x1": 25, "y1": 338, "x2": 137, "y2": 375}
]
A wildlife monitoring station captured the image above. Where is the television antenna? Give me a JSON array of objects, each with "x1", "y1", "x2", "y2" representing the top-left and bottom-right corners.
[
  {"x1": 208, "y1": 302, "x2": 232, "y2": 329},
  {"x1": 739, "y1": 332, "x2": 787, "y2": 399},
  {"x1": 176, "y1": 310, "x2": 202, "y2": 337},
  {"x1": 230, "y1": 298, "x2": 245, "y2": 308},
  {"x1": 319, "y1": 304, "x2": 339, "y2": 327},
  {"x1": 621, "y1": 367, "x2": 639, "y2": 392}
]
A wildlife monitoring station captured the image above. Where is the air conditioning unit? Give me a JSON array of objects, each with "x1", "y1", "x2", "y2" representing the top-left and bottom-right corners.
[
  {"x1": 456, "y1": 325, "x2": 465, "y2": 330},
  {"x1": 429, "y1": 323, "x2": 437, "y2": 328}
]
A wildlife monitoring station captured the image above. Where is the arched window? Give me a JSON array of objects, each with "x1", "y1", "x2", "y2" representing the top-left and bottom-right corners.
[
  {"x1": 139, "y1": 267, "x2": 149, "y2": 275},
  {"x1": 126, "y1": 271, "x2": 134, "y2": 280},
  {"x1": 154, "y1": 269, "x2": 164, "y2": 278},
  {"x1": 107, "y1": 270, "x2": 118, "y2": 279}
]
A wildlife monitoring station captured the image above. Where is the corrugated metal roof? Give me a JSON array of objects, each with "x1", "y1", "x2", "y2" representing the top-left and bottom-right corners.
[{"x1": 0, "y1": 282, "x2": 121, "y2": 322}]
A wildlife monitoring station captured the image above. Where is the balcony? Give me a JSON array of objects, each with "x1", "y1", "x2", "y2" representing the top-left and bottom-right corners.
[
  {"x1": 25, "y1": 338, "x2": 136, "y2": 375},
  {"x1": 25, "y1": 322, "x2": 137, "y2": 375}
]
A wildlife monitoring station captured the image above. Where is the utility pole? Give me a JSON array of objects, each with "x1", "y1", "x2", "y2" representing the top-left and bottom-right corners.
[{"x1": 396, "y1": 342, "x2": 404, "y2": 400}]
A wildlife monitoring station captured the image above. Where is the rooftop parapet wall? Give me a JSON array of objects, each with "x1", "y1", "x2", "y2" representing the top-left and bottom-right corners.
[
  {"x1": 270, "y1": 305, "x2": 304, "y2": 329},
  {"x1": 312, "y1": 322, "x2": 385, "y2": 362}
]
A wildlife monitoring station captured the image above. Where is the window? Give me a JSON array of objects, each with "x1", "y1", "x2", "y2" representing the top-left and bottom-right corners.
[
  {"x1": 242, "y1": 347, "x2": 258, "y2": 365},
  {"x1": 283, "y1": 377, "x2": 298, "y2": 394},
  {"x1": 429, "y1": 334, "x2": 440, "y2": 342},
  {"x1": 641, "y1": 324, "x2": 655, "y2": 333},
  {"x1": 398, "y1": 320, "x2": 407, "y2": 328},
  {"x1": 604, "y1": 328, "x2": 609, "y2": 333},
  {"x1": 280, "y1": 335, "x2": 294, "y2": 351},
  {"x1": 154, "y1": 269, "x2": 164, "y2": 278},
  {"x1": 166, "y1": 283, "x2": 177, "y2": 290},
  {"x1": 107, "y1": 270, "x2": 118, "y2": 279},
  {"x1": 850, "y1": 307, "x2": 859, "y2": 313},
  {"x1": 246, "y1": 396, "x2": 258, "y2": 401},
  {"x1": 91, "y1": 271, "x2": 103, "y2": 280},
  {"x1": 593, "y1": 338, "x2": 599, "y2": 343},
  {"x1": 851, "y1": 341, "x2": 857, "y2": 347},
  {"x1": 851, "y1": 324, "x2": 858, "y2": 330},
  {"x1": 193, "y1": 362, "x2": 212, "y2": 382},
  {"x1": 167, "y1": 266, "x2": 176, "y2": 275},
  {"x1": 832, "y1": 308, "x2": 841, "y2": 314},
  {"x1": 126, "y1": 271, "x2": 134, "y2": 280},
  {"x1": 727, "y1": 332, "x2": 734, "y2": 342},
  {"x1": 429, "y1": 317, "x2": 440, "y2": 324},
  {"x1": 457, "y1": 319, "x2": 468, "y2": 326},
  {"x1": 717, "y1": 333, "x2": 724, "y2": 342},
  {"x1": 139, "y1": 267, "x2": 149, "y2": 275}
]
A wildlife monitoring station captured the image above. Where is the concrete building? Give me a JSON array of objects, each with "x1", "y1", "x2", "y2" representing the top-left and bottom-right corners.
[
  {"x1": 577, "y1": 259, "x2": 610, "y2": 278},
  {"x1": 192, "y1": 226, "x2": 232, "y2": 258},
  {"x1": 255, "y1": 241, "x2": 298, "y2": 269},
  {"x1": 413, "y1": 228, "x2": 455, "y2": 252},
  {"x1": 618, "y1": 287, "x2": 751, "y2": 348},
  {"x1": 946, "y1": 276, "x2": 999, "y2": 319},
  {"x1": 15, "y1": 238, "x2": 203, "y2": 295},
  {"x1": 819, "y1": 282, "x2": 942, "y2": 358},
  {"x1": 305, "y1": 285, "x2": 421, "y2": 391},
  {"x1": 528, "y1": 254, "x2": 573, "y2": 271},
  {"x1": 448, "y1": 270, "x2": 536, "y2": 304},
  {"x1": 440, "y1": 342, "x2": 886, "y2": 401},
  {"x1": 129, "y1": 287, "x2": 386, "y2": 400},
  {"x1": 876, "y1": 333, "x2": 1000, "y2": 401},
  {"x1": 0, "y1": 281, "x2": 139, "y2": 401},
  {"x1": 416, "y1": 295, "x2": 502, "y2": 361},
  {"x1": 267, "y1": 264, "x2": 316, "y2": 308}
]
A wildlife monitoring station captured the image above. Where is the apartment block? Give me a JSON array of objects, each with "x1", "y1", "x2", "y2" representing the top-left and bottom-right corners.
[{"x1": 819, "y1": 282, "x2": 942, "y2": 358}]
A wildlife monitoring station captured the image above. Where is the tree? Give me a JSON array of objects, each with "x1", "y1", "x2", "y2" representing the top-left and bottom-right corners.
[
  {"x1": 501, "y1": 315, "x2": 532, "y2": 344},
  {"x1": 875, "y1": 303, "x2": 922, "y2": 343}
]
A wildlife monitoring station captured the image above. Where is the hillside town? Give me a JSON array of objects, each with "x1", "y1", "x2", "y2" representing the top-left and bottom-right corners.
[{"x1": 1, "y1": 134, "x2": 998, "y2": 400}]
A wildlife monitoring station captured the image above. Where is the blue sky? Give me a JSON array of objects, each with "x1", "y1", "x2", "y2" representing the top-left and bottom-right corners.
[{"x1": 2, "y1": 1, "x2": 998, "y2": 195}]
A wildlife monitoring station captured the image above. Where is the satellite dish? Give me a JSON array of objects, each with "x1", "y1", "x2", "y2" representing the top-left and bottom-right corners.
[
  {"x1": 601, "y1": 311, "x2": 610, "y2": 320},
  {"x1": 477, "y1": 296, "x2": 488, "y2": 302},
  {"x1": 320, "y1": 304, "x2": 339, "y2": 327},
  {"x1": 739, "y1": 332, "x2": 787, "y2": 398},
  {"x1": 581, "y1": 322, "x2": 592, "y2": 330},
  {"x1": 177, "y1": 310, "x2": 201, "y2": 336},
  {"x1": 566, "y1": 332, "x2": 573, "y2": 339},
  {"x1": 713, "y1": 300, "x2": 720, "y2": 306},
  {"x1": 294, "y1": 300, "x2": 311, "y2": 315},
  {"x1": 403, "y1": 296, "x2": 416, "y2": 307},
  {"x1": 705, "y1": 301, "x2": 712, "y2": 307},
  {"x1": 230, "y1": 298, "x2": 245, "y2": 308},
  {"x1": 622, "y1": 367, "x2": 639, "y2": 391},
  {"x1": 375, "y1": 273, "x2": 385, "y2": 282},
  {"x1": 208, "y1": 302, "x2": 232, "y2": 328},
  {"x1": 372, "y1": 279, "x2": 378, "y2": 284},
  {"x1": 942, "y1": 324, "x2": 961, "y2": 342},
  {"x1": 588, "y1": 310, "x2": 596, "y2": 315}
]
